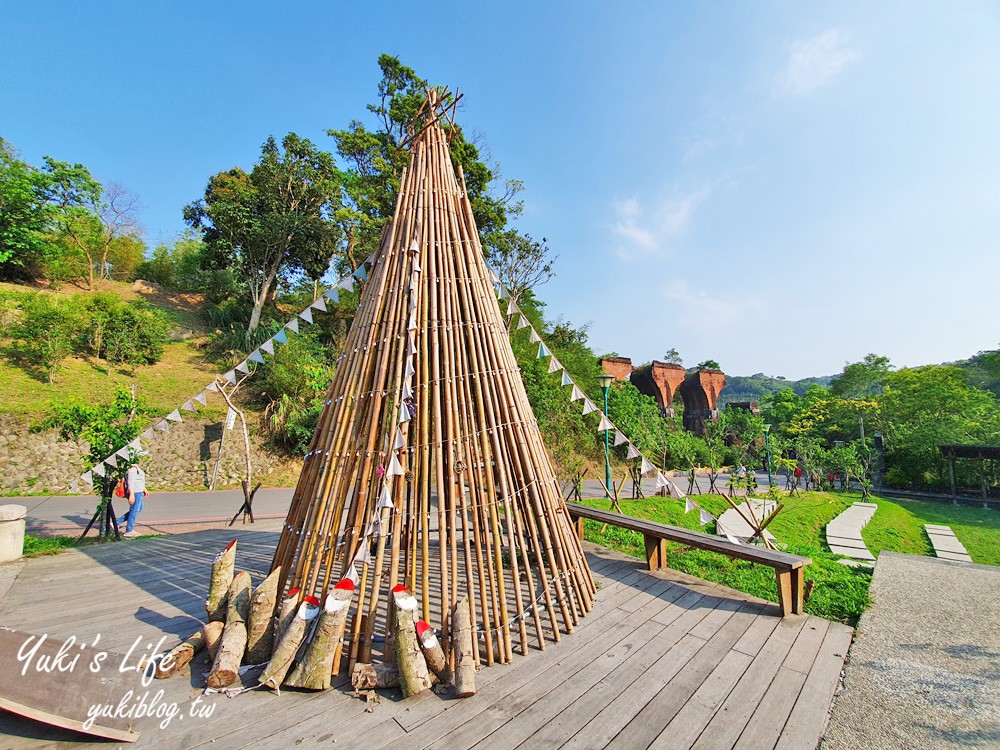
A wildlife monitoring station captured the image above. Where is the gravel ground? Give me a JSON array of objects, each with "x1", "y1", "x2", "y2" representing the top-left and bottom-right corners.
[{"x1": 822, "y1": 552, "x2": 1000, "y2": 749}]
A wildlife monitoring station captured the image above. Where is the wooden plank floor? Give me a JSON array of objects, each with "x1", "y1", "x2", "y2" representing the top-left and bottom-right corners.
[{"x1": 0, "y1": 527, "x2": 852, "y2": 749}]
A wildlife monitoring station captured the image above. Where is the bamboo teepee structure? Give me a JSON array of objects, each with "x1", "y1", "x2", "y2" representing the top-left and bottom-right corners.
[{"x1": 271, "y1": 92, "x2": 595, "y2": 671}]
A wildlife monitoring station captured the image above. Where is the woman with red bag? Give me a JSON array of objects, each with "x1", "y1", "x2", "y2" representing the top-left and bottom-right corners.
[{"x1": 116, "y1": 460, "x2": 148, "y2": 538}]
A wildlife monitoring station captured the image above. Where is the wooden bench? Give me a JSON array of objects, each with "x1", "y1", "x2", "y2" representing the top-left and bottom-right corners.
[{"x1": 566, "y1": 502, "x2": 810, "y2": 617}]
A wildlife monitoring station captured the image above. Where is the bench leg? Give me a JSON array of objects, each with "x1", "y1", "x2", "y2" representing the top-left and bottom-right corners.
[
  {"x1": 644, "y1": 534, "x2": 668, "y2": 571},
  {"x1": 775, "y1": 569, "x2": 805, "y2": 617}
]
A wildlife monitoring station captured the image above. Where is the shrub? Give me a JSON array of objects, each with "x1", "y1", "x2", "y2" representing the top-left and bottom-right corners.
[{"x1": 7, "y1": 293, "x2": 77, "y2": 381}]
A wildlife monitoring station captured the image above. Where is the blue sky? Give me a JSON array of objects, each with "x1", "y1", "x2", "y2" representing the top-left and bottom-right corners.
[{"x1": 3, "y1": 1, "x2": 999, "y2": 379}]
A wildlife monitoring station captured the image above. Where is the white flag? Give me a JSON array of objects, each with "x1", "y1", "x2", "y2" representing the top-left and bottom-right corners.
[
  {"x1": 387, "y1": 453, "x2": 404, "y2": 476},
  {"x1": 338, "y1": 275, "x2": 355, "y2": 291},
  {"x1": 626, "y1": 444, "x2": 641, "y2": 460},
  {"x1": 537, "y1": 343, "x2": 550, "y2": 359},
  {"x1": 685, "y1": 497, "x2": 697, "y2": 513},
  {"x1": 507, "y1": 301, "x2": 518, "y2": 318},
  {"x1": 547, "y1": 357, "x2": 561, "y2": 374},
  {"x1": 141, "y1": 429, "x2": 155, "y2": 441},
  {"x1": 311, "y1": 296, "x2": 327, "y2": 313},
  {"x1": 393, "y1": 429, "x2": 406, "y2": 451},
  {"x1": 655, "y1": 471, "x2": 669, "y2": 488},
  {"x1": 81, "y1": 471, "x2": 93, "y2": 484},
  {"x1": 582, "y1": 399, "x2": 597, "y2": 415},
  {"x1": 725, "y1": 532, "x2": 742, "y2": 546},
  {"x1": 206, "y1": 381, "x2": 219, "y2": 392},
  {"x1": 194, "y1": 390, "x2": 208, "y2": 406},
  {"x1": 286, "y1": 318, "x2": 300, "y2": 334},
  {"x1": 235, "y1": 361, "x2": 250, "y2": 375},
  {"x1": 641, "y1": 457, "x2": 655, "y2": 475},
  {"x1": 116, "y1": 446, "x2": 130, "y2": 458},
  {"x1": 412, "y1": 257, "x2": 422, "y2": 273},
  {"x1": 699, "y1": 509, "x2": 714, "y2": 525},
  {"x1": 516, "y1": 314, "x2": 529, "y2": 330},
  {"x1": 408, "y1": 315, "x2": 417, "y2": 332},
  {"x1": 223, "y1": 370, "x2": 238, "y2": 384},
  {"x1": 402, "y1": 380, "x2": 413, "y2": 400},
  {"x1": 529, "y1": 329, "x2": 541, "y2": 344},
  {"x1": 105, "y1": 455, "x2": 118, "y2": 469},
  {"x1": 597, "y1": 414, "x2": 614, "y2": 432},
  {"x1": 166, "y1": 410, "x2": 182, "y2": 423},
  {"x1": 261, "y1": 339, "x2": 274, "y2": 355},
  {"x1": 379, "y1": 485, "x2": 394, "y2": 509},
  {"x1": 669, "y1": 481, "x2": 685, "y2": 500},
  {"x1": 497, "y1": 285, "x2": 508, "y2": 300},
  {"x1": 614, "y1": 431, "x2": 627, "y2": 447},
  {"x1": 399, "y1": 402, "x2": 410, "y2": 423},
  {"x1": 154, "y1": 420, "x2": 170, "y2": 432},
  {"x1": 346, "y1": 564, "x2": 360, "y2": 586},
  {"x1": 181, "y1": 399, "x2": 196, "y2": 412},
  {"x1": 570, "y1": 385, "x2": 585, "y2": 401},
  {"x1": 299, "y1": 307, "x2": 313, "y2": 325},
  {"x1": 69, "y1": 480, "x2": 80, "y2": 492},
  {"x1": 354, "y1": 545, "x2": 372, "y2": 566},
  {"x1": 92, "y1": 463, "x2": 106, "y2": 478},
  {"x1": 405, "y1": 358, "x2": 415, "y2": 378}
]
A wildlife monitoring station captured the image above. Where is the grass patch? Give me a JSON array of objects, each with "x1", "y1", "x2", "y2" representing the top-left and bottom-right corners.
[{"x1": 22, "y1": 535, "x2": 78, "y2": 557}]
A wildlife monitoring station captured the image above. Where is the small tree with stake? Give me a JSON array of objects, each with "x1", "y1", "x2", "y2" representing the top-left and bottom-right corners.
[{"x1": 39, "y1": 386, "x2": 144, "y2": 541}]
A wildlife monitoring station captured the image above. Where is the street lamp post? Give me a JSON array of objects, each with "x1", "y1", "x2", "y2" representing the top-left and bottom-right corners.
[
  {"x1": 597, "y1": 374, "x2": 615, "y2": 498},
  {"x1": 763, "y1": 423, "x2": 773, "y2": 490}
]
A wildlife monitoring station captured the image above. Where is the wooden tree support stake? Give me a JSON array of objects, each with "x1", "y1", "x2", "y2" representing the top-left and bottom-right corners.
[
  {"x1": 285, "y1": 580, "x2": 355, "y2": 690},
  {"x1": 206, "y1": 540, "x2": 237, "y2": 622},
  {"x1": 259, "y1": 597, "x2": 320, "y2": 690},
  {"x1": 392, "y1": 585, "x2": 432, "y2": 697}
]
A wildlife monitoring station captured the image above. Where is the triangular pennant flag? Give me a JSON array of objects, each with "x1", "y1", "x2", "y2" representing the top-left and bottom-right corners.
[
  {"x1": 154, "y1": 420, "x2": 169, "y2": 432},
  {"x1": 685, "y1": 497, "x2": 697, "y2": 513},
  {"x1": 261, "y1": 339, "x2": 274, "y2": 355},
  {"x1": 235, "y1": 361, "x2": 250, "y2": 375},
  {"x1": 92, "y1": 463, "x2": 106, "y2": 478},
  {"x1": 105, "y1": 454, "x2": 118, "y2": 469},
  {"x1": 194, "y1": 390, "x2": 208, "y2": 406},
  {"x1": 299, "y1": 307, "x2": 314, "y2": 325},
  {"x1": 614, "y1": 430, "x2": 628, "y2": 447},
  {"x1": 529, "y1": 329, "x2": 541, "y2": 344},
  {"x1": 655, "y1": 471, "x2": 670, "y2": 488},
  {"x1": 129, "y1": 438, "x2": 142, "y2": 451},
  {"x1": 81, "y1": 471, "x2": 93, "y2": 484},
  {"x1": 181, "y1": 399, "x2": 196, "y2": 412},
  {"x1": 725, "y1": 532, "x2": 742, "y2": 546},
  {"x1": 402, "y1": 380, "x2": 413, "y2": 400},
  {"x1": 407, "y1": 333, "x2": 416, "y2": 356},
  {"x1": 405, "y1": 358, "x2": 415, "y2": 378},
  {"x1": 368, "y1": 516, "x2": 383, "y2": 537},
  {"x1": 286, "y1": 318, "x2": 300, "y2": 334},
  {"x1": 274, "y1": 329, "x2": 288, "y2": 345},
  {"x1": 498, "y1": 285, "x2": 508, "y2": 300},
  {"x1": 387, "y1": 453, "x2": 404, "y2": 476},
  {"x1": 516, "y1": 314, "x2": 529, "y2": 330},
  {"x1": 561, "y1": 371, "x2": 573, "y2": 387},
  {"x1": 393, "y1": 429, "x2": 406, "y2": 451},
  {"x1": 311, "y1": 296, "x2": 327, "y2": 313},
  {"x1": 69, "y1": 480, "x2": 80, "y2": 493},
  {"x1": 399, "y1": 402, "x2": 411, "y2": 424},
  {"x1": 597, "y1": 414, "x2": 614, "y2": 432},
  {"x1": 582, "y1": 399, "x2": 598, "y2": 415},
  {"x1": 166, "y1": 410, "x2": 182, "y2": 423},
  {"x1": 116, "y1": 446, "x2": 130, "y2": 458},
  {"x1": 338, "y1": 275, "x2": 355, "y2": 291},
  {"x1": 249, "y1": 349, "x2": 265, "y2": 364},
  {"x1": 641, "y1": 457, "x2": 655, "y2": 475},
  {"x1": 699, "y1": 509, "x2": 714, "y2": 525},
  {"x1": 626, "y1": 443, "x2": 641, "y2": 460},
  {"x1": 354, "y1": 545, "x2": 372, "y2": 567},
  {"x1": 353, "y1": 264, "x2": 367, "y2": 282},
  {"x1": 346, "y1": 564, "x2": 360, "y2": 586},
  {"x1": 224, "y1": 370, "x2": 238, "y2": 384},
  {"x1": 141, "y1": 429, "x2": 155, "y2": 441},
  {"x1": 412, "y1": 257, "x2": 421, "y2": 273},
  {"x1": 323, "y1": 287, "x2": 339, "y2": 303},
  {"x1": 507, "y1": 300, "x2": 518, "y2": 318},
  {"x1": 379, "y1": 485, "x2": 394, "y2": 509},
  {"x1": 407, "y1": 315, "x2": 417, "y2": 332},
  {"x1": 547, "y1": 357, "x2": 561, "y2": 374},
  {"x1": 570, "y1": 384, "x2": 585, "y2": 401},
  {"x1": 206, "y1": 381, "x2": 219, "y2": 392},
  {"x1": 669, "y1": 481, "x2": 685, "y2": 500},
  {"x1": 537, "y1": 343, "x2": 550, "y2": 359}
]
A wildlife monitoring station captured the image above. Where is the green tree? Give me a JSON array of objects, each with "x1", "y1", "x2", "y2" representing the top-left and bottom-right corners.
[
  {"x1": 662, "y1": 348, "x2": 683, "y2": 365},
  {"x1": 7, "y1": 293, "x2": 76, "y2": 381},
  {"x1": 327, "y1": 54, "x2": 522, "y2": 270},
  {"x1": 830, "y1": 353, "x2": 892, "y2": 399},
  {"x1": 0, "y1": 138, "x2": 52, "y2": 273},
  {"x1": 185, "y1": 134, "x2": 341, "y2": 331},
  {"x1": 697, "y1": 359, "x2": 721, "y2": 370},
  {"x1": 487, "y1": 230, "x2": 556, "y2": 307}
]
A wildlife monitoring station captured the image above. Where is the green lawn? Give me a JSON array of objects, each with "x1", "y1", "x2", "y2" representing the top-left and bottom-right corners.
[{"x1": 580, "y1": 489, "x2": 1000, "y2": 626}]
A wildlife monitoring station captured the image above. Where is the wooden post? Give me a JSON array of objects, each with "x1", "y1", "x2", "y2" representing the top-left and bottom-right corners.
[
  {"x1": 245, "y1": 567, "x2": 281, "y2": 665},
  {"x1": 452, "y1": 594, "x2": 476, "y2": 698},
  {"x1": 644, "y1": 534, "x2": 668, "y2": 571},
  {"x1": 206, "y1": 540, "x2": 237, "y2": 622},
  {"x1": 207, "y1": 571, "x2": 251, "y2": 688},
  {"x1": 392, "y1": 585, "x2": 432, "y2": 697},
  {"x1": 416, "y1": 620, "x2": 452, "y2": 684}
]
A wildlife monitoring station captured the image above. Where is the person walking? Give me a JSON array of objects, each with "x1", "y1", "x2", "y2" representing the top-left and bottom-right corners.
[{"x1": 117, "y1": 461, "x2": 147, "y2": 538}]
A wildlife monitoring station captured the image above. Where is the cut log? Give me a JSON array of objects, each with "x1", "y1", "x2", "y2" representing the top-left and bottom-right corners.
[
  {"x1": 206, "y1": 572, "x2": 252, "y2": 689},
  {"x1": 259, "y1": 597, "x2": 320, "y2": 690},
  {"x1": 155, "y1": 628, "x2": 208, "y2": 679},
  {"x1": 245, "y1": 567, "x2": 281, "y2": 665},
  {"x1": 204, "y1": 621, "x2": 224, "y2": 660},
  {"x1": 206, "y1": 539, "x2": 237, "y2": 623},
  {"x1": 285, "y1": 579, "x2": 355, "y2": 690},
  {"x1": 452, "y1": 595, "x2": 476, "y2": 698},
  {"x1": 351, "y1": 662, "x2": 399, "y2": 690},
  {"x1": 392, "y1": 585, "x2": 432, "y2": 697},
  {"x1": 416, "y1": 620, "x2": 453, "y2": 685},
  {"x1": 275, "y1": 587, "x2": 300, "y2": 645}
]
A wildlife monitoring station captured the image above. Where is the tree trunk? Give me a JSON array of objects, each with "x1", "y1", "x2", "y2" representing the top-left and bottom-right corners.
[
  {"x1": 452, "y1": 595, "x2": 477, "y2": 698},
  {"x1": 351, "y1": 662, "x2": 399, "y2": 690},
  {"x1": 416, "y1": 620, "x2": 452, "y2": 684},
  {"x1": 284, "y1": 580, "x2": 354, "y2": 690},
  {"x1": 259, "y1": 598, "x2": 320, "y2": 690},
  {"x1": 245, "y1": 568, "x2": 281, "y2": 665},
  {"x1": 155, "y1": 628, "x2": 209, "y2": 679},
  {"x1": 204, "y1": 621, "x2": 224, "y2": 660},
  {"x1": 275, "y1": 588, "x2": 300, "y2": 645},
  {"x1": 206, "y1": 572, "x2": 252, "y2": 688},
  {"x1": 206, "y1": 540, "x2": 237, "y2": 622},
  {"x1": 392, "y1": 585, "x2": 432, "y2": 698}
]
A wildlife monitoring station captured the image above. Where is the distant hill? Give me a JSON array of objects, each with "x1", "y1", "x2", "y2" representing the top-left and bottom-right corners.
[
  {"x1": 951, "y1": 350, "x2": 1000, "y2": 397},
  {"x1": 718, "y1": 372, "x2": 835, "y2": 408}
]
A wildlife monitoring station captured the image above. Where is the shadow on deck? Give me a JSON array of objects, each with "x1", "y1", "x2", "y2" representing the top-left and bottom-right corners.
[{"x1": 0, "y1": 527, "x2": 852, "y2": 749}]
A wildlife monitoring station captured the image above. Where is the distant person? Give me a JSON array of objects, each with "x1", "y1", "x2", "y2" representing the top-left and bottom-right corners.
[{"x1": 117, "y1": 461, "x2": 147, "y2": 537}]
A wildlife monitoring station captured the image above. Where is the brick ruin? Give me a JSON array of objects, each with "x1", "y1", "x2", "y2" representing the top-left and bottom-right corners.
[{"x1": 597, "y1": 357, "x2": 726, "y2": 435}]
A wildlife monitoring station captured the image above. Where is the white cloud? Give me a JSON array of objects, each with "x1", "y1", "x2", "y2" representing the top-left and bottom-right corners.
[
  {"x1": 777, "y1": 29, "x2": 861, "y2": 96},
  {"x1": 663, "y1": 280, "x2": 770, "y2": 332},
  {"x1": 610, "y1": 188, "x2": 710, "y2": 259}
]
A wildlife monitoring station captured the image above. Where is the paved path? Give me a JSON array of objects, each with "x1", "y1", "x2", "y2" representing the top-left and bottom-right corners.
[
  {"x1": 824, "y1": 502, "x2": 878, "y2": 561},
  {"x1": 0, "y1": 528, "x2": 851, "y2": 749},
  {"x1": 716, "y1": 499, "x2": 778, "y2": 544},
  {"x1": 823, "y1": 552, "x2": 1000, "y2": 749},
  {"x1": 925, "y1": 524, "x2": 974, "y2": 563}
]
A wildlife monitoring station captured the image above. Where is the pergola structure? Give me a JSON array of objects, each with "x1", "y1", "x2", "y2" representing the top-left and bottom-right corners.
[{"x1": 939, "y1": 443, "x2": 1000, "y2": 502}]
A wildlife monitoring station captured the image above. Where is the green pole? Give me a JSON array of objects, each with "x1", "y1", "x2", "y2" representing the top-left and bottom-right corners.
[
  {"x1": 764, "y1": 425, "x2": 773, "y2": 489},
  {"x1": 604, "y1": 386, "x2": 611, "y2": 498}
]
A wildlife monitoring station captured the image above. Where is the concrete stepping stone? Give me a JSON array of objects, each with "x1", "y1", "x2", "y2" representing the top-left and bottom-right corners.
[
  {"x1": 825, "y1": 502, "x2": 878, "y2": 561},
  {"x1": 925, "y1": 525, "x2": 973, "y2": 563}
]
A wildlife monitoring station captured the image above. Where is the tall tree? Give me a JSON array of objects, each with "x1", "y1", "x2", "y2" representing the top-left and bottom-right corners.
[
  {"x1": 0, "y1": 138, "x2": 51, "y2": 272},
  {"x1": 328, "y1": 54, "x2": 523, "y2": 271},
  {"x1": 830, "y1": 353, "x2": 893, "y2": 399},
  {"x1": 487, "y1": 230, "x2": 555, "y2": 306},
  {"x1": 185, "y1": 133, "x2": 341, "y2": 331}
]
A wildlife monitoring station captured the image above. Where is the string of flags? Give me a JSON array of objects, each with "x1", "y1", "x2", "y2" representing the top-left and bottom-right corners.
[{"x1": 66, "y1": 256, "x2": 375, "y2": 494}]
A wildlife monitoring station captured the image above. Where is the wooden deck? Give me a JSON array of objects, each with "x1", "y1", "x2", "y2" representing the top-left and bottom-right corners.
[{"x1": 0, "y1": 527, "x2": 852, "y2": 749}]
